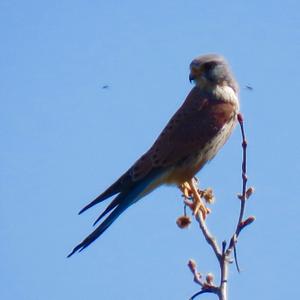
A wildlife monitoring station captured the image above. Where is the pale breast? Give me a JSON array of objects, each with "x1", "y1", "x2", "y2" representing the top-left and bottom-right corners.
[
  {"x1": 164, "y1": 115, "x2": 236, "y2": 185},
  {"x1": 199, "y1": 114, "x2": 237, "y2": 162},
  {"x1": 164, "y1": 87, "x2": 239, "y2": 186},
  {"x1": 131, "y1": 84, "x2": 239, "y2": 187}
]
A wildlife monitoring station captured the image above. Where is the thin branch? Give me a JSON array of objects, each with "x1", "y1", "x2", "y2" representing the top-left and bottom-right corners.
[
  {"x1": 195, "y1": 212, "x2": 222, "y2": 262},
  {"x1": 227, "y1": 114, "x2": 253, "y2": 256},
  {"x1": 233, "y1": 244, "x2": 240, "y2": 272},
  {"x1": 237, "y1": 112, "x2": 247, "y2": 226},
  {"x1": 185, "y1": 112, "x2": 254, "y2": 300},
  {"x1": 190, "y1": 288, "x2": 218, "y2": 300},
  {"x1": 187, "y1": 259, "x2": 204, "y2": 287}
]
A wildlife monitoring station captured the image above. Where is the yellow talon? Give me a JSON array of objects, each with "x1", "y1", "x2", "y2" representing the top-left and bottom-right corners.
[
  {"x1": 179, "y1": 178, "x2": 210, "y2": 219},
  {"x1": 179, "y1": 182, "x2": 192, "y2": 198}
]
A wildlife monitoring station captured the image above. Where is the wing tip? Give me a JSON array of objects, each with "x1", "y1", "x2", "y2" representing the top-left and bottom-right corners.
[
  {"x1": 78, "y1": 206, "x2": 88, "y2": 215},
  {"x1": 67, "y1": 245, "x2": 82, "y2": 258},
  {"x1": 78, "y1": 189, "x2": 121, "y2": 215},
  {"x1": 78, "y1": 199, "x2": 101, "y2": 215}
]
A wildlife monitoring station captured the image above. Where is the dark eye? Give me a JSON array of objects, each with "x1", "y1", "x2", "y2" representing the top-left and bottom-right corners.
[{"x1": 203, "y1": 61, "x2": 217, "y2": 71}]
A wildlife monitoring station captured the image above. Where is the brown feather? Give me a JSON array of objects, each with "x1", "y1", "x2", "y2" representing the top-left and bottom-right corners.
[{"x1": 129, "y1": 87, "x2": 237, "y2": 182}]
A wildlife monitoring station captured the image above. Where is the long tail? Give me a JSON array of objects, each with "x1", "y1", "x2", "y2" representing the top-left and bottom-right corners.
[
  {"x1": 67, "y1": 199, "x2": 131, "y2": 257},
  {"x1": 67, "y1": 173, "x2": 161, "y2": 257},
  {"x1": 78, "y1": 173, "x2": 132, "y2": 215}
]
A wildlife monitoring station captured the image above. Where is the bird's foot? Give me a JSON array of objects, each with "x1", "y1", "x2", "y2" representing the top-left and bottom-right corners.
[
  {"x1": 179, "y1": 179, "x2": 210, "y2": 219},
  {"x1": 186, "y1": 191, "x2": 210, "y2": 219},
  {"x1": 179, "y1": 182, "x2": 193, "y2": 199}
]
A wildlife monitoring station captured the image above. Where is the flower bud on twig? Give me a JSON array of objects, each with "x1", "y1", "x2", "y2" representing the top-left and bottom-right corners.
[
  {"x1": 237, "y1": 113, "x2": 244, "y2": 123},
  {"x1": 188, "y1": 259, "x2": 197, "y2": 272},
  {"x1": 239, "y1": 216, "x2": 256, "y2": 230},
  {"x1": 202, "y1": 188, "x2": 215, "y2": 204},
  {"x1": 246, "y1": 187, "x2": 255, "y2": 199},
  {"x1": 206, "y1": 273, "x2": 214, "y2": 285},
  {"x1": 176, "y1": 215, "x2": 192, "y2": 229}
]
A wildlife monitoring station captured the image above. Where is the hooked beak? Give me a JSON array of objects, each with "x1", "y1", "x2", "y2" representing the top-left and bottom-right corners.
[{"x1": 189, "y1": 73, "x2": 195, "y2": 83}]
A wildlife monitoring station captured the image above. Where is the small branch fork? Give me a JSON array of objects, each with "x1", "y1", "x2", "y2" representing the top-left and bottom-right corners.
[{"x1": 181, "y1": 113, "x2": 255, "y2": 300}]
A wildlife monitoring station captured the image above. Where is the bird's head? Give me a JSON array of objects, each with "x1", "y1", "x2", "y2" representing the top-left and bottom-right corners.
[{"x1": 189, "y1": 54, "x2": 238, "y2": 92}]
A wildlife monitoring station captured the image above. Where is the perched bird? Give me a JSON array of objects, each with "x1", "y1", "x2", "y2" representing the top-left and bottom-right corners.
[{"x1": 68, "y1": 54, "x2": 240, "y2": 257}]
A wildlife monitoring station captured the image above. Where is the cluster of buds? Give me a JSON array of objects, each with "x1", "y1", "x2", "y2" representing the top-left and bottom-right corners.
[
  {"x1": 187, "y1": 259, "x2": 215, "y2": 288},
  {"x1": 176, "y1": 215, "x2": 191, "y2": 229},
  {"x1": 201, "y1": 188, "x2": 215, "y2": 204}
]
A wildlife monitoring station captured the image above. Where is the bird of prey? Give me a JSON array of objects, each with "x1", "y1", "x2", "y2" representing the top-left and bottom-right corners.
[{"x1": 68, "y1": 54, "x2": 240, "y2": 257}]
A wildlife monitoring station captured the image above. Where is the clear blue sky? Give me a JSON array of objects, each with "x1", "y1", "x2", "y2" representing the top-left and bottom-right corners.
[{"x1": 1, "y1": 1, "x2": 299, "y2": 299}]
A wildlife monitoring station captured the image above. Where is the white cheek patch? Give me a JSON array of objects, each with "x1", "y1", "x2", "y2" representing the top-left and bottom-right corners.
[{"x1": 213, "y1": 85, "x2": 239, "y2": 110}]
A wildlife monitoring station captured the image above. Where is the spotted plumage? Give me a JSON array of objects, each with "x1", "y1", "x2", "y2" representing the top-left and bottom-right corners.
[{"x1": 68, "y1": 54, "x2": 239, "y2": 257}]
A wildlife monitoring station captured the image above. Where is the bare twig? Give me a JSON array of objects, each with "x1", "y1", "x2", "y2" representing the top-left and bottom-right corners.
[
  {"x1": 195, "y1": 212, "x2": 222, "y2": 261},
  {"x1": 185, "y1": 113, "x2": 254, "y2": 300},
  {"x1": 187, "y1": 260, "x2": 220, "y2": 299},
  {"x1": 227, "y1": 114, "x2": 254, "y2": 257},
  {"x1": 187, "y1": 259, "x2": 204, "y2": 287},
  {"x1": 190, "y1": 288, "x2": 218, "y2": 300}
]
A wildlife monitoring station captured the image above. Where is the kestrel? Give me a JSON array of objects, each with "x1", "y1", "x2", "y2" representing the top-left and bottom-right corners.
[{"x1": 68, "y1": 54, "x2": 239, "y2": 257}]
